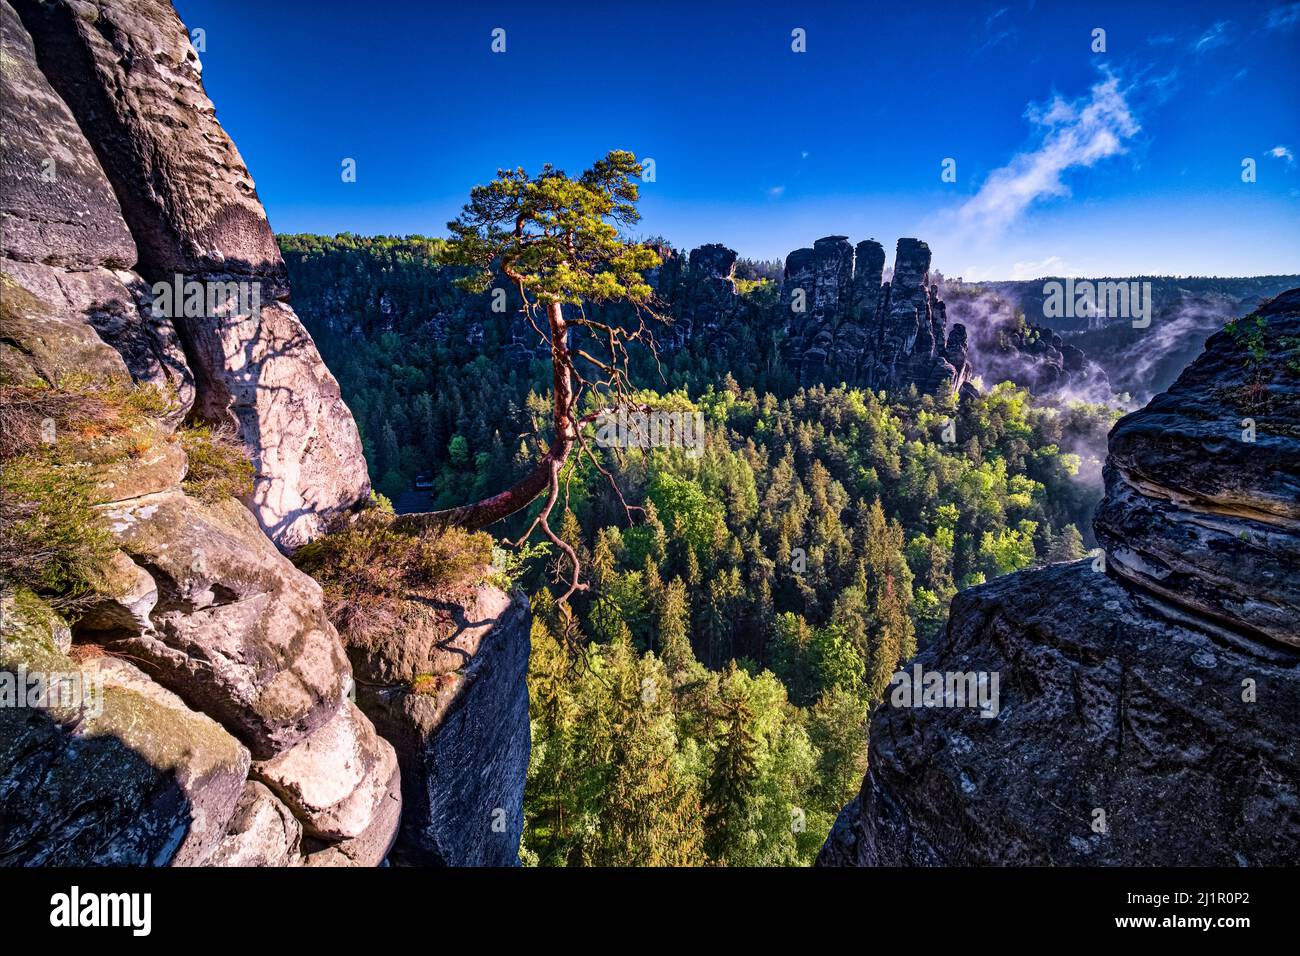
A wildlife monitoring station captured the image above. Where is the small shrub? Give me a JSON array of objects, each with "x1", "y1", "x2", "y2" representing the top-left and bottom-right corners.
[
  {"x1": 180, "y1": 423, "x2": 255, "y2": 502},
  {"x1": 0, "y1": 381, "x2": 158, "y2": 612},
  {"x1": 293, "y1": 503, "x2": 493, "y2": 638}
]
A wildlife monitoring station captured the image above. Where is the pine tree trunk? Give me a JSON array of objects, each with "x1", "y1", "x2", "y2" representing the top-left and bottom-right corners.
[{"x1": 395, "y1": 299, "x2": 574, "y2": 532}]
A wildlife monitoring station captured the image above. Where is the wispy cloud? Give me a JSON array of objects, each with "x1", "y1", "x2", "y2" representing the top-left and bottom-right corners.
[
  {"x1": 976, "y1": 7, "x2": 1015, "y2": 53},
  {"x1": 1192, "y1": 20, "x2": 1232, "y2": 53},
  {"x1": 1270, "y1": 145, "x2": 1295, "y2": 164},
  {"x1": 1007, "y1": 255, "x2": 1079, "y2": 280},
  {"x1": 947, "y1": 71, "x2": 1139, "y2": 238},
  {"x1": 767, "y1": 185, "x2": 786, "y2": 198},
  {"x1": 1266, "y1": 3, "x2": 1300, "y2": 30}
]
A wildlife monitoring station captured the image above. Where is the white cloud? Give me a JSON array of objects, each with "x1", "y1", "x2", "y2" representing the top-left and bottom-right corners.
[
  {"x1": 947, "y1": 72, "x2": 1139, "y2": 239},
  {"x1": 959, "y1": 256, "x2": 1082, "y2": 283},
  {"x1": 1192, "y1": 20, "x2": 1232, "y2": 53},
  {"x1": 767, "y1": 185, "x2": 786, "y2": 198},
  {"x1": 1270, "y1": 145, "x2": 1295, "y2": 164}
]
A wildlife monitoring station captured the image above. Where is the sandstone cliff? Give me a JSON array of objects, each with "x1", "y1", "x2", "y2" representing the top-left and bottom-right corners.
[
  {"x1": 12, "y1": 0, "x2": 369, "y2": 551},
  {"x1": 1, "y1": 0, "x2": 529, "y2": 867},
  {"x1": 781, "y1": 237, "x2": 970, "y2": 396},
  {"x1": 819, "y1": 289, "x2": 1300, "y2": 865}
]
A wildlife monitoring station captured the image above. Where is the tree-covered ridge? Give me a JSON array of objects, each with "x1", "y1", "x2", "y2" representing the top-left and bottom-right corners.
[{"x1": 280, "y1": 232, "x2": 1119, "y2": 865}]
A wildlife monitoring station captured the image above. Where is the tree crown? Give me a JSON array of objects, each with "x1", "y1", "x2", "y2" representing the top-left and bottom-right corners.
[{"x1": 444, "y1": 149, "x2": 660, "y2": 306}]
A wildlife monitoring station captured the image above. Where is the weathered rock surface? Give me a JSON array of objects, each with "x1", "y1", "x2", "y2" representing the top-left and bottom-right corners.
[
  {"x1": 820, "y1": 560, "x2": 1299, "y2": 865},
  {"x1": 2, "y1": 0, "x2": 407, "y2": 866},
  {"x1": 87, "y1": 493, "x2": 351, "y2": 759},
  {"x1": 252, "y1": 700, "x2": 399, "y2": 842},
  {"x1": 0, "y1": 1, "x2": 135, "y2": 269},
  {"x1": 820, "y1": 290, "x2": 1300, "y2": 866},
  {"x1": 299, "y1": 764, "x2": 401, "y2": 867},
  {"x1": 207, "y1": 781, "x2": 303, "y2": 867},
  {"x1": 343, "y1": 586, "x2": 532, "y2": 866},
  {"x1": 0, "y1": 592, "x2": 251, "y2": 866},
  {"x1": 1095, "y1": 291, "x2": 1300, "y2": 646},
  {"x1": 13, "y1": 0, "x2": 369, "y2": 550},
  {"x1": 782, "y1": 237, "x2": 969, "y2": 395},
  {"x1": 0, "y1": 0, "x2": 193, "y2": 413}
]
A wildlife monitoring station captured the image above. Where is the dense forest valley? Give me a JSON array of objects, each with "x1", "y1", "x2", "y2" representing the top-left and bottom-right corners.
[{"x1": 279, "y1": 233, "x2": 1293, "y2": 866}]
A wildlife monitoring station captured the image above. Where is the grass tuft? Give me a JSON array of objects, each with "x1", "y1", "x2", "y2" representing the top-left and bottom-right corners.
[{"x1": 180, "y1": 423, "x2": 255, "y2": 503}]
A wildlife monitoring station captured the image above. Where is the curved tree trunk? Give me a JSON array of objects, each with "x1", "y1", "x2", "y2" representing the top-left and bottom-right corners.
[{"x1": 394, "y1": 299, "x2": 574, "y2": 534}]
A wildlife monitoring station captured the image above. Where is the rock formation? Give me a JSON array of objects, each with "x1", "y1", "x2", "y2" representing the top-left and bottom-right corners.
[
  {"x1": 11, "y1": 0, "x2": 369, "y2": 551},
  {"x1": 341, "y1": 585, "x2": 531, "y2": 866},
  {"x1": 819, "y1": 289, "x2": 1300, "y2": 866},
  {"x1": 1, "y1": 0, "x2": 530, "y2": 868},
  {"x1": 1093, "y1": 288, "x2": 1300, "y2": 646},
  {"x1": 781, "y1": 237, "x2": 970, "y2": 395},
  {"x1": 646, "y1": 242, "x2": 745, "y2": 351}
]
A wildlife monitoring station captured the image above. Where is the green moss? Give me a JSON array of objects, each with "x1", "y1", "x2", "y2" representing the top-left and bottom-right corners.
[
  {"x1": 0, "y1": 588, "x2": 68, "y2": 669},
  {"x1": 180, "y1": 423, "x2": 255, "y2": 503}
]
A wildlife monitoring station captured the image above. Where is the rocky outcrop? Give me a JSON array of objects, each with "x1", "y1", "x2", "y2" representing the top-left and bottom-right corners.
[
  {"x1": 0, "y1": 2, "x2": 193, "y2": 416},
  {"x1": 335, "y1": 582, "x2": 532, "y2": 866},
  {"x1": 0, "y1": 0, "x2": 399, "y2": 866},
  {"x1": 2, "y1": 0, "x2": 539, "y2": 870},
  {"x1": 647, "y1": 242, "x2": 744, "y2": 351},
  {"x1": 253, "y1": 700, "x2": 399, "y2": 842},
  {"x1": 782, "y1": 237, "x2": 969, "y2": 395},
  {"x1": 12, "y1": 0, "x2": 369, "y2": 550},
  {"x1": 84, "y1": 493, "x2": 351, "y2": 759},
  {"x1": 819, "y1": 290, "x2": 1300, "y2": 866},
  {"x1": 0, "y1": 594, "x2": 251, "y2": 866},
  {"x1": 1094, "y1": 289, "x2": 1300, "y2": 646}
]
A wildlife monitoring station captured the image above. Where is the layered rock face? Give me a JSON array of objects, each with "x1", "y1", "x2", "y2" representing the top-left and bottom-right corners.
[
  {"x1": 1, "y1": 0, "x2": 398, "y2": 865},
  {"x1": 781, "y1": 237, "x2": 969, "y2": 395},
  {"x1": 1093, "y1": 288, "x2": 1300, "y2": 646},
  {"x1": 12, "y1": 0, "x2": 369, "y2": 550},
  {"x1": 343, "y1": 586, "x2": 531, "y2": 866},
  {"x1": 819, "y1": 290, "x2": 1300, "y2": 866}
]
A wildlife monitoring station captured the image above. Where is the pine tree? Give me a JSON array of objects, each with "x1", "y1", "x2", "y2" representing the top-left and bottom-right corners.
[
  {"x1": 704, "y1": 663, "x2": 759, "y2": 864},
  {"x1": 658, "y1": 576, "x2": 695, "y2": 675},
  {"x1": 593, "y1": 636, "x2": 705, "y2": 865}
]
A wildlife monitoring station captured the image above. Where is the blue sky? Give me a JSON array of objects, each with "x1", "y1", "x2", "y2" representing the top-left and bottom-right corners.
[{"x1": 176, "y1": 0, "x2": 1299, "y2": 278}]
